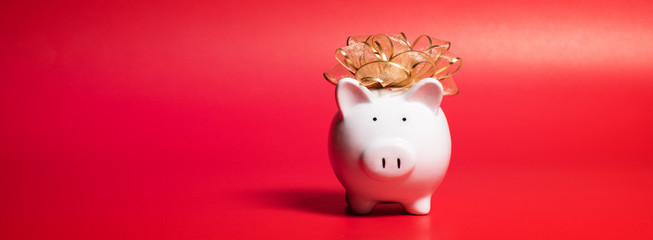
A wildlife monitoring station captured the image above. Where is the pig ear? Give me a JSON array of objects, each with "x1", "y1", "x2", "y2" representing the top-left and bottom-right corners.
[
  {"x1": 336, "y1": 78, "x2": 373, "y2": 117},
  {"x1": 405, "y1": 78, "x2": 444, "y2": 113}
]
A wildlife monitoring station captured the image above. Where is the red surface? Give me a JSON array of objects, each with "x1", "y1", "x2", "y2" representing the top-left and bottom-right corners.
[{"x1": 2, "y1": 0, "x2": 653, "y2": 239}]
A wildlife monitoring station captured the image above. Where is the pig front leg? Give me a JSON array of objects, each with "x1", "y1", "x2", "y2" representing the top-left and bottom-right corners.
[
  {"x1": 348, "y1": 193, "x2": 376, "y2": 215},
  {"x1": 403, "y1": 195, "x2": 432, "y2": 215}
]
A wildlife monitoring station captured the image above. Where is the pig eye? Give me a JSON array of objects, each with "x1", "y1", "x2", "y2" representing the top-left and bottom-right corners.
[
  {"x1": 402, "y1": 117, "x2": 407, "y2": 122},
  {"x1": 372, "y1": 117, "x2": 377, "y2": 121}
]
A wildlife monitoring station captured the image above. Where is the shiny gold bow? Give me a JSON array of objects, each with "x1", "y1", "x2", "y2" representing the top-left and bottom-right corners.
[{"x1": 323, "y1": 33, "x2": 462, "y2": 95}]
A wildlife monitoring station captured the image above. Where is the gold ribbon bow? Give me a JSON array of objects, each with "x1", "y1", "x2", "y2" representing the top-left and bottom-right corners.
[{"x1": 323, "y1": 33, "x2": 462, "y2": 95}]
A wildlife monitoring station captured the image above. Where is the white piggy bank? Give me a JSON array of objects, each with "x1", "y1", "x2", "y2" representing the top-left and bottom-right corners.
[{"x1": 328, "y1": 78, "x2": 451, "y2": 215}]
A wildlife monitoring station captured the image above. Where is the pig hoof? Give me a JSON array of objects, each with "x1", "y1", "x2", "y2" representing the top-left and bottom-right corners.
[
  {"x1": 404, "y1": 197, "x2": 431, "y2": 215},
  {"x1": 349, "y1": 197, "x2": 376, "y2": 215}
]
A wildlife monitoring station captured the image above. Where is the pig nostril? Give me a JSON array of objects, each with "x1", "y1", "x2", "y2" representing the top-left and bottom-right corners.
[
  {"x1": 373, "y1": 117, "x2": 377, "y2": 121},
  {"x1": 382, "y1": 158, "x2": 386, "y2": 168},
  {"x1": 397, "y1": 158, "x2": 401, "y2": 168},
  {"x1": 402, "y1": 117, "x2": 407, "y2": 121}
]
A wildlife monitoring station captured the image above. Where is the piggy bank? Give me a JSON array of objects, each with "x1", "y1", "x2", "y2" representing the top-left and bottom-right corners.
[{"x1": 328, "y1": 78, "x2": 451, "y2": 215}]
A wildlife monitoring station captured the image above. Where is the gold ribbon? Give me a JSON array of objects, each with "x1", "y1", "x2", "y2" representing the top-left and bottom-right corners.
[{"x1": 323, "y1": 33, "x2": 462, "y2": 96}]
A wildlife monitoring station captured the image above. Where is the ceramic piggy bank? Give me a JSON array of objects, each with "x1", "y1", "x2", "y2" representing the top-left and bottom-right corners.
[{"x1": 328, "y1": 77, "x2": 451, "y2": 215}]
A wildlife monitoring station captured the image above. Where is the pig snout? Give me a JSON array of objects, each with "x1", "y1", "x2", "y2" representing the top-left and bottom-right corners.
[{"x1": 361, "y1": 139, "x2": 416, "y2": 181}]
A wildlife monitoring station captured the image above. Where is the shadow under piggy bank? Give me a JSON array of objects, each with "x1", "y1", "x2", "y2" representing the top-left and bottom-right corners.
[{"x1": 254, "y1": 188, "x2": 411, "y2": 216}]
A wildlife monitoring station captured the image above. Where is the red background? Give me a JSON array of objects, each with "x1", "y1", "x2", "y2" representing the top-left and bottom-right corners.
[{"x1": 2, "y1": 0, "x2": 653, "y2": 239}]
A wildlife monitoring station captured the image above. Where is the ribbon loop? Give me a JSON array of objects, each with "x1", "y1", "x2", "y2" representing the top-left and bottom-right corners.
[{"x1": 324, "y1": 33, "x2": 462, "y2": 95}]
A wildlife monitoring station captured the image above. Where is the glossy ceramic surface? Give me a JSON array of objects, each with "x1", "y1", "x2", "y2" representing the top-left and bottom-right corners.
[{"x1": 328, "y1": 78, "x2": 451, "y2": 215}]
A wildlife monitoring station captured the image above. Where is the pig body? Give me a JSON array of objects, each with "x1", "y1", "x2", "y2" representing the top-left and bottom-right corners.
[{"x1": 328, "y1": 78, "x2": 451, "y2": 215}]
